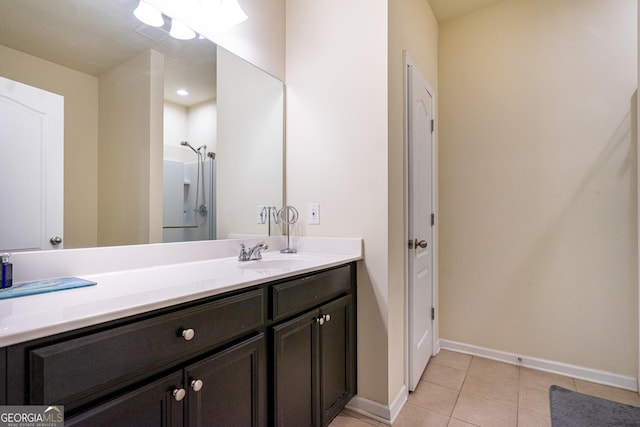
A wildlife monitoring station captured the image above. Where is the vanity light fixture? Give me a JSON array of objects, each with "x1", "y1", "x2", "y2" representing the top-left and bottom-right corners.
[
  {"x1": 219, "y1": 0, "x2": 248, "y2": 27},
  {"x1": 133, "y1": 0, "x2": 164, "y2": 27},
  {"x1": 200, "y1": 0, "x2": 248, "y2": 29},
  {"x1": 133, "y1": 0, "x2": 247, "y2": 40},
  {"x1": 169, "y1": 19, "x2": 196, "y2": 40}
]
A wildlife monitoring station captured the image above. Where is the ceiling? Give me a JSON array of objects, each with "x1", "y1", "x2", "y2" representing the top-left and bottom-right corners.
[
  {"x1": 0, "y1": 0, "x2": 217, "y2": 107},
  {"x1": 427, "y1": 0, "x2": 508, "y2": 22}
]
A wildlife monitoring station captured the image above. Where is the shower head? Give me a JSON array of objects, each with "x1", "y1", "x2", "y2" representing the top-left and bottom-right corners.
[
  {"x1": 180, "y1": 141, "x2": 207, "y2": 155},
  {"x1": 180, "y1": 141, "x2": 199, "y2": 154}
]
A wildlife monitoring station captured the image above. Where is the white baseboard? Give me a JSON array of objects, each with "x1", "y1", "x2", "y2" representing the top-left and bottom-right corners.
[
  {"x1": 440, "y1": 339, "x2": 638, "y2": 392},
  {"x1": 345, "y1": 384, "x2": 408, "y2": 426}
]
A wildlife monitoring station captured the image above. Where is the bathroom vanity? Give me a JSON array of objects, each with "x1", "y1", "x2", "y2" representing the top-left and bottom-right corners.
[{"x1": 0, "y1": 238, "x2": 361, "y2": 427}]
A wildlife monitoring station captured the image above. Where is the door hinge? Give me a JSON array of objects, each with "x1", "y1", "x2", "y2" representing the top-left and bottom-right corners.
[
  {"x1": 431, "y1": 307, "x2": 435, "y2": 320},
  {"x1": 430, "y1": 119, "x2": 434, "y2": 133},
  {"x1": 431, "y1": 213, "x2": 435, "y2": 226}
]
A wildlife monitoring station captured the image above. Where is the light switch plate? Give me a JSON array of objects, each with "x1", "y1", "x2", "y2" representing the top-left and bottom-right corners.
[{"x1": 309, "y1": 203, "x2": 320, "y2": 224}]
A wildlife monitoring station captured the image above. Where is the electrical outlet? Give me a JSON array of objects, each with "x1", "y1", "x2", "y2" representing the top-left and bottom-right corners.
[
  {"x1": 309, "y1": 203, "x2": 320, "y2": 224},
  {"x1": 256, "y1": 205, "x2": 267, "y2": 224}
]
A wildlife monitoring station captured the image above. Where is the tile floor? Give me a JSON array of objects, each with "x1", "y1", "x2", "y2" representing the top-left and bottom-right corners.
[{"x1": 328, "y1": 350, "x2": 640, "y2": 427}]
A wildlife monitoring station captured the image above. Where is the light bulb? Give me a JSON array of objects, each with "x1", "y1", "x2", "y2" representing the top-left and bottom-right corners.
[
  {"x1": 169, "y1": 19, "x2": 196, "y2": 40},
  {"x1": 219, "y1": 0, "x2": 247, "y2": 26},
  {"x1": 133, "y1": 1, "x2": 164, "y2": 27}
]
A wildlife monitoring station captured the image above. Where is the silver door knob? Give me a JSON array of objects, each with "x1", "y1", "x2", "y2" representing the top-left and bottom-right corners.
[
  {"x1": 50, "y1": 236, "x2": 62, "y2": 245},
  {"x1": 181, "y1": 328, "x2": 195, "y2": 341},
  {"x1": 173, "y1": 388, "x2": 186, "y2": 401},
  {"x1": 324, "y1": 314, "x2": 331, "y2": 323},
  {"x1": 191, "y1": 379, "x2": 203, "y2": 392},
  {"x1": 414, "y1": 239, "x2": 428, "y2": 249},
  {"x1": 317, "y1": 317, "x2": 325, "y2": 326}
]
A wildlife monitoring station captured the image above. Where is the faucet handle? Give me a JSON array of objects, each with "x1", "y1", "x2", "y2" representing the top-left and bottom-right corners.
[{"x1": 238, "y1": 243, "x2": 248, "y2": 261}]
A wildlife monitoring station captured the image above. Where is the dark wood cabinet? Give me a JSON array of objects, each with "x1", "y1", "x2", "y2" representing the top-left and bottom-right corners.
[
  {"x1": 2, "y1": 262, "x2": 356, "y2": 427},
  {"x1": 65, "y1": 334, "x2": 266, "y2": 427},
  {"x1": 272, "y1": 293, "x2": 355, "y2": 427},
  {"x1": 320, "y1": 295, "x2": 355, "y2": 425},
  {"x1": 185, "y1": 334, "x2": 266, "y2": 427},
  {"x1": 65, "y1": 371, "x2": 184, "y2": 427},
  {"x1": 272, "y1": 308, "x2": 320, "y2": 427},
  {"x1": 26, "y1": 288, "x2": 265, "y2": 411}
]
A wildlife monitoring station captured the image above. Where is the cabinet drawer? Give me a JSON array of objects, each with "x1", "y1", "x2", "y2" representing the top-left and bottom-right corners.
[
  {"x1": 270, "y1": 265, "x2": 351, "y2": 322},
  {"x1": 29, "y1": 288, "x2": 264, "y2": 406}
]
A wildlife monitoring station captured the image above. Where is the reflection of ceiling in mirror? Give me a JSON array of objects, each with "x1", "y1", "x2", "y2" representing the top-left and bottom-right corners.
[
  {"x1": 0, "y1": 0, "x2": 216, "y2": 106},
  {"x1": 427, "y1": 0, "x2": 507, "y2": 22}
]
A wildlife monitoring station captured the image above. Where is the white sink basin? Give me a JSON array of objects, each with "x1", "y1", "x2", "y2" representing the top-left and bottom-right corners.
[{"x1": 235, "y1": 253, "x2": 324, "y2": 270}]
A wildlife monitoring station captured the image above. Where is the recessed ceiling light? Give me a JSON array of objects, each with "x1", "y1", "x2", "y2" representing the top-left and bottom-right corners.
[{"x1": 176, "y1": 89, "x2": 189, "y2": 96}]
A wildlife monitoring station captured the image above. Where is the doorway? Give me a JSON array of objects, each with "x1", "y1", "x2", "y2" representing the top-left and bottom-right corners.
[{"x1": 405, "y1": 53, "x2": 437, "y2": 392}]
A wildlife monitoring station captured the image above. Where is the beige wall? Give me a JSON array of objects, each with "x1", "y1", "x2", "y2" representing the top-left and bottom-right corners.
[
  {"x1": 285, "y1": 0, "x2": 439, "y2": 409},
  {"x1": 439, "y1": 0, "x2": 638, "y2": 376},
  {"x1": 163, "y1": 100, "x2": 216, "y2": 163},
  {"x1": 388, "y1": 0, "x2": 439, "y2": 402},
  {"x1": 0, "y1": 45, "x2": 99, "y2": 248},
  {"x1": 286, "y1": 0, "x2": 391, "y2": 406},
  {"x1": 188, "y1": 100, "x2": 217, "y2": 153},
  {"x1": 98, "y1": 49, "x2": 164, "y2": 247}
]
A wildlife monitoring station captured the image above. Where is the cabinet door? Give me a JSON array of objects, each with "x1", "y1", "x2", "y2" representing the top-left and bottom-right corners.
[
  {"x1": 185, "y1": 334, "x2": 266, "y2": 427},
  {"x1": 272, "y1": 309, "x2": 320, "y2": 427},
  {"x1": 65, "y1": 371, "x2": 184, "y2": 427},
  {"x1": 320, "y1": 294, "x2": 355, "y2": 426}
]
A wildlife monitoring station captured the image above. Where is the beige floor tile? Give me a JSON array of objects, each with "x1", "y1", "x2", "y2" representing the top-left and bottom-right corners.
[
  {"x1": 460, "y1": 373, "x2": 518, "y2": 406},
  {"x1": 519, "y1": 368, "x2": 575, "y2": 391},
  {"x1": 432, "y1": 350, "x2": 473, "y2": 371},
  {"x1": 410, "y1": 381, "x2": 459, "y2": 416},
  {"x1": 391, "y1": 403, "x2": 450, "y2": 427},
  {"x1": 519, "y1": 385, "x2": 551, "y2": 417},
  {"x1": 451, "y1": 394, "x2": 517, "y2": 427},
  {"x1": 574, "y1": 379, "x2": 640, "y2": 407},
  {"x1": 328, "y1": 414, "x2": 381, "y2": 427},
  {"x1": 468, "y1": 357, "x2": 519, "y2": 382},
  {"x1": 517, "y1": 410, "x2": 551, "y2": 427},
  {"x1": 333, "y1": 352, "x2": 640, "y2": 427},
  {"x1": 336, "y1": 409, "x2": 380, "y2": 426},
  {"x1": 423, "y1": 363, "x2": 468, "y2": 391},
  {"x1": 447, "y1": 418, "x2": 478, "y2": 427}
]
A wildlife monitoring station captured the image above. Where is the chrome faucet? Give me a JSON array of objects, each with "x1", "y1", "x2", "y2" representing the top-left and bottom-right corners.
[{"x1": 238, "y1": 242, "x2": 268, "y2": 261}]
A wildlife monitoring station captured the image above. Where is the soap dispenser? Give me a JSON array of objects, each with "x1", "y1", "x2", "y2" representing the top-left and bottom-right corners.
[{"x1": 1, "y1": 252, "x2": 12, "y2": 289}]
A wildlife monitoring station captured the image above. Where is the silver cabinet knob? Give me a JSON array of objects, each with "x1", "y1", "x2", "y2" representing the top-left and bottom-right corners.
[
  {"x1": 181, "y1": 328, "x2": 195, "y2": 341},
  {"x1": 173, "y1": 388, "x2": 186, "y2": 401},
  {"x1": 191, "y1": 379, "x2": 203, "y2": 392},
  {"x1": 50, "y1": 236, "x2": 62, "y2": 245},
  {"x1": 317, "y1": 314, "x2": 331, "y2": 325}
]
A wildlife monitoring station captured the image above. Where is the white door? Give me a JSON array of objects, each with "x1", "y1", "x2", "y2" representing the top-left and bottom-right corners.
[
  {"x1": 0, "y1": 76, "x2": 64, "y2": 251},
  {"x1": 407, "y1": 61, "x2": 434, "y2": 391}
]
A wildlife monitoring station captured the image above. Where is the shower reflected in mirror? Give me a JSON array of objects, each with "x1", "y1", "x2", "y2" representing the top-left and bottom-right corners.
[{"x1": 163, "y1": 140, "x2": 216, "y2": 242}]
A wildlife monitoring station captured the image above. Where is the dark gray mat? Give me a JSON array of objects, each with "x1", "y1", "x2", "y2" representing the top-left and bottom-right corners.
[{"x1": 550, "y1": 385, "x2": 640, "y2": 427}]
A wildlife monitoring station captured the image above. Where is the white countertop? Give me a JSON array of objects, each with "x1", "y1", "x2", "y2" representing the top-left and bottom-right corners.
[{"x1": 0, "y1": 237, "x2": 362, "y2": 347}]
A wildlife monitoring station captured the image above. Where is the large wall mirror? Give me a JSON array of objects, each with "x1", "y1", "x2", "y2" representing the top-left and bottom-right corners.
[{"x1": 0, "y1": 0, "x2": 284, "y2": 252}]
